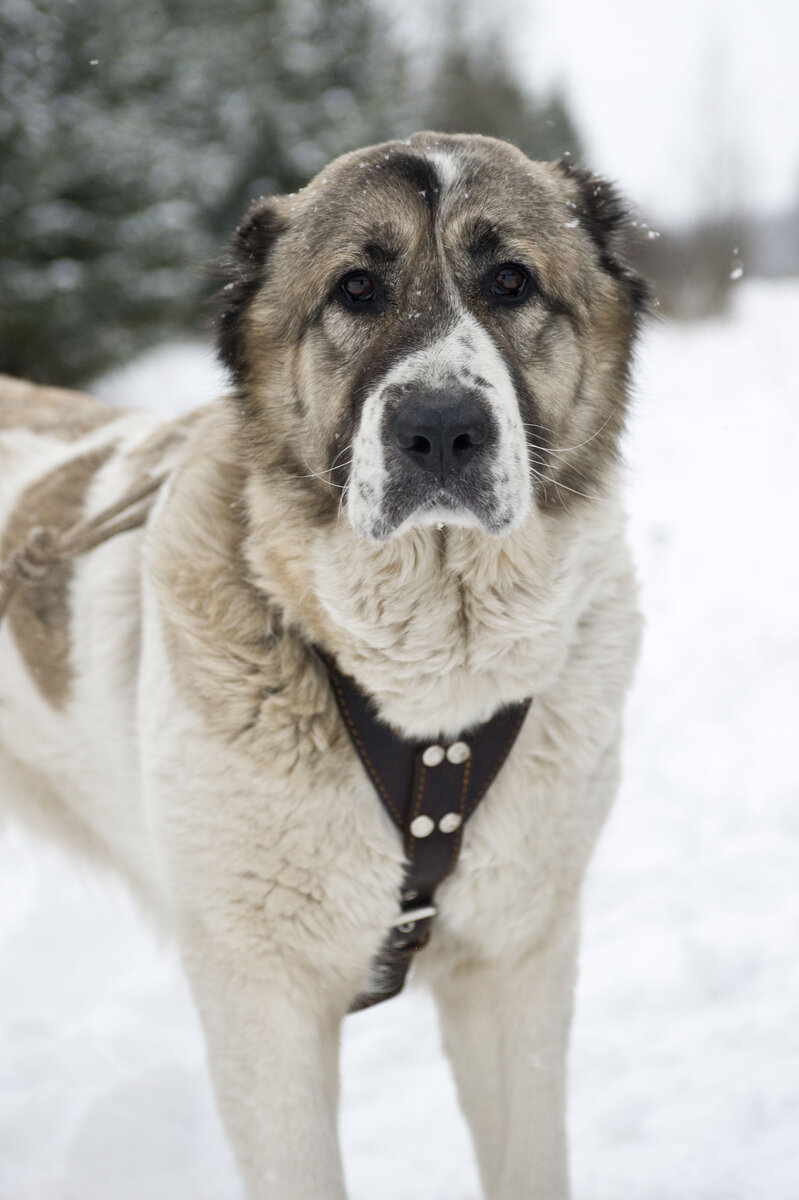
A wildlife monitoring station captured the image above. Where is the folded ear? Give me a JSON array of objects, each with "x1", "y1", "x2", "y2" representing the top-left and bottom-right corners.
[
  {"x1": 215, "y1": 200, "x2": 287, "y2": 383},
  {"x1": 553, "y1": 159, "x2": 650, "y2": 319}
]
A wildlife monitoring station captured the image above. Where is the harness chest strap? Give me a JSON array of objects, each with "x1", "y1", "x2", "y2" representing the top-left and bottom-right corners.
[{"x1": 317, "y1": 651, "x2": 532, "y2": 1013}]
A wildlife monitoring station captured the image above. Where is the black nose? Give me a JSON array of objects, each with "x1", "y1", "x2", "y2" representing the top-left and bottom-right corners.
[{"x1": 392, "y1": 391, "x2": 489, "y2": 480}]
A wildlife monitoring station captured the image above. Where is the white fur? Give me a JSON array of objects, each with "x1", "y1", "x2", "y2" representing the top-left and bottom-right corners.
[{"x1": 426, "y1": 148, "x2": 461, "y2": 192}]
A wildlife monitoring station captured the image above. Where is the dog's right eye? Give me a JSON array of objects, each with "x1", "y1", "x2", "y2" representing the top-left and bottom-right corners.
[{"x1": 337, "y1": 271, "x2": 381, "y2": 308}]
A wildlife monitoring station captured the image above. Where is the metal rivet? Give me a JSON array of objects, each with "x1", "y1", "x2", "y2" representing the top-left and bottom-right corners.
[
  {"x1": 439, "y1": 812, "x2": 462, "y2": 834},
  {"x1": 410, "y1": 814, "x2": 435, "y2": 838},
  {"x1": 422, "y1": 744, "x2": 446, "y2": 767},
  {"x1": 446, "y1": 741, "x2": 471, "y2": 764}
]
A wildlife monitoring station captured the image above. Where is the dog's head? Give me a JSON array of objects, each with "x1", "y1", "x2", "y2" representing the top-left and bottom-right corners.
[{"x1": 217, "y1": 133, "x2": 647, "y2": 541}]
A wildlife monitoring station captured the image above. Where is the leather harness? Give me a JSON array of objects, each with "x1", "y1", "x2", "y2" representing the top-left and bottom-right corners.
[{"x1": 317, "y1": 651, "x2": 532, "y2": 1013}]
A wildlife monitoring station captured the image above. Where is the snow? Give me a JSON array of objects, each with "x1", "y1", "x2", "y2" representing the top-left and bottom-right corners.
[
  {"x1": 2, "y1": 279, "x2": 798, "y2": 1197},
  {"x1": 92, "y1": 340, "x2": 229, "y2": 413}
]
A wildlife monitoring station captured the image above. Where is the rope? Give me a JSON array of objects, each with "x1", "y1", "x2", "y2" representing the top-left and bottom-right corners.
[{"x1": 0, "y1": 472, "x2": 167, "y2": 624}]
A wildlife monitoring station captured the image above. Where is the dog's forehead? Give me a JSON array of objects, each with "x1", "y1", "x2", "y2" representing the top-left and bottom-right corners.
[{"x1": 284, "y1": 136, "x2": 565, "y2": 252}]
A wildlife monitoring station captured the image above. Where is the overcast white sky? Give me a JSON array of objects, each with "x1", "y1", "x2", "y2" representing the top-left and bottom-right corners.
[
  {"x1": 520, "y1": 0, "x2": 799, "y2": 222},
  {"x1": 397, "y1": 0, "x2": 799, "y2": 224}
]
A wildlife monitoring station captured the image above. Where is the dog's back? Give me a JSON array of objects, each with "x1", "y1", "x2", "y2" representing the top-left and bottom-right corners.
[{"x1": 0, "y1": 375, "x2": 199, "y2": 898}]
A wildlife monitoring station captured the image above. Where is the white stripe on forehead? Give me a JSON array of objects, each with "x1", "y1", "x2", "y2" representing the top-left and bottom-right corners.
[{"x1": 425, "y1": 149, "x2": 461, "y2": 195}]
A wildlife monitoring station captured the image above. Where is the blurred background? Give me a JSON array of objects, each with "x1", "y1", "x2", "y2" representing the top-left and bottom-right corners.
[
  {"x1": 1, "y1": 3, "x2": 797, "y2": 1199},
  {"x1": 2, "y1": 0, "x2": 797, "y2": 386}
]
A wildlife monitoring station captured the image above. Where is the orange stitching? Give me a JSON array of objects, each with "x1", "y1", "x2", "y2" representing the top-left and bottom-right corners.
[
  {"x1": 458, "y1": 754, "x2": 472, "y2": 812},
  {"x1": 411, "y1": 761, "x2": 427, "y2": 823},
  {"x1": 330, "y1": 672, "x2": 404, "y2": 826},
  {"x1": 452, "y1": 752, "x2": 472, "y2": 858},
  {"x1": 406, "y1": 761, "x2": 427, "y2": 867}
]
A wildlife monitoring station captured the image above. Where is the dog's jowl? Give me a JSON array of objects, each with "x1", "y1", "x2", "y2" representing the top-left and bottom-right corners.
[{"x1": 0, "y1": 133, "x2": 647, "y2": 1200}]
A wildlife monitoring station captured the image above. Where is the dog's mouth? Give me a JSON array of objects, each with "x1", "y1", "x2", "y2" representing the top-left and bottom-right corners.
[{"x1": 359, "y1": 465, "x2": 523, "y2": 541}]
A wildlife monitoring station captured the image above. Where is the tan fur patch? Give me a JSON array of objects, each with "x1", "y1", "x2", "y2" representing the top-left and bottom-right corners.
[
  {"x1": 147, "y1": 408, "x2": 341, "y2": 770},
  {"x1": 0, "y1": 374, "x2": 120, "y2": 441},
  {"x1": 1, "y1": 444, "x2": 116, "y2": 707}
]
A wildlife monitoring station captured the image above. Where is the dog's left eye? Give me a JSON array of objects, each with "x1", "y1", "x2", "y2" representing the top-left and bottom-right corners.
[
  {"x1": 339, "y1": 271, "x2": 378, "y2": 305},
  {"x1": 488, "y1": 263, "x2": 529, "y2": 301}
]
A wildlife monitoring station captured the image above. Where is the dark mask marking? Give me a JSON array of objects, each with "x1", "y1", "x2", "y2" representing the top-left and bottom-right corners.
[
  {"x1": 215, "y1": 205, "x2": 288, "y2": 384},
  {"x1": 377, "y1": 153, "x2": 441, "y2": 215}
]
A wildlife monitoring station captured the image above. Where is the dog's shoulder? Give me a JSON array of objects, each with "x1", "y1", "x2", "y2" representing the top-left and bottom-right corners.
[
  {"x1": 0, "y1": 376, "x2": 208, "y2": 711},
  {"x1": 144, "y1": 407, "x2": 334, "y2": 766}
]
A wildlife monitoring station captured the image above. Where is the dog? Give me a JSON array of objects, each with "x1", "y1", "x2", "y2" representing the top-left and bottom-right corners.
[{"x1": 0, "y1": 132, "x2": 646, "y2": 1199}]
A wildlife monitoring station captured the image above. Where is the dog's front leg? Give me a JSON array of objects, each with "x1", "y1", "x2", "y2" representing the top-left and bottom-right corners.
[
  {"x1": 429, "y1": 915, "x2": 579, "y2": 1200},
  {"x1": 179, "y1": 935, "x2": 349, "y2": 1200}
]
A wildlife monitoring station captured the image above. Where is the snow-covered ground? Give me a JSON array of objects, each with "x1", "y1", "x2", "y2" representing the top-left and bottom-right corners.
[{"x1": 1, "y1": 280, "x2": 797, "y2": 1198}]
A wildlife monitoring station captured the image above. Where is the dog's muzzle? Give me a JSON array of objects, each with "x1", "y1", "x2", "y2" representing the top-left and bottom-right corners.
[
  {"x1": 391, "y1": 390, "x2": 489, "y2": 484},
  {"x1": 347, "y1": 371, "x2": 526, "y2": 541}
]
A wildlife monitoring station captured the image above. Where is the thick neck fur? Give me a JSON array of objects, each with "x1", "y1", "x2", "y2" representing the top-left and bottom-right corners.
[
  {"x1": 238, "y1": 425, "x2": 630, "y2": 740},
  {"x1": 150, "y1": 407, "x2": 631, "y2": 744}
]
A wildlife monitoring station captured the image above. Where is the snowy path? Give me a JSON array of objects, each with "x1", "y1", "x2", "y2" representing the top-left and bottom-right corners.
[{"x1": 1, "y1": 281, "x2": 797, "y2": 1198}]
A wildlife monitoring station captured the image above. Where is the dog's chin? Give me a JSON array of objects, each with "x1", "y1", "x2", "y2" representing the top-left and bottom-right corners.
[{"x1": 349, "y1": 494, "x2": 529, "y2": 544}]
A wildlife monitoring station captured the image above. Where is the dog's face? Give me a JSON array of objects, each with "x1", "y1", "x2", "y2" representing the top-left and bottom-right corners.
[{"x1": 218, "y1": 133, "x2": 646, "y2": 541}]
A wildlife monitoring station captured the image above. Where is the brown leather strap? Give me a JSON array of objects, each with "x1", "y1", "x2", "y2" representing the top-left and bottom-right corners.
[{"x1": 317, "y1": 650, "x2": 531, "y2": 1012}]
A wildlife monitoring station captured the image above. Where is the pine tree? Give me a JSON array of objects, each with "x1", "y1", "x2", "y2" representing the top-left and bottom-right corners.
[
  {"x1": 0, "y1": 0, "x2": 584, "y2": 386},
  {"x1": 0, "y1": 0, "x2": 408, "y2": 385}
]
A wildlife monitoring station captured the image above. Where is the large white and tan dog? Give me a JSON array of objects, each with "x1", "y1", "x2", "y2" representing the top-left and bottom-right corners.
[{"x1": 0, "y1": 132, "x2": 646, "y2": 1199}]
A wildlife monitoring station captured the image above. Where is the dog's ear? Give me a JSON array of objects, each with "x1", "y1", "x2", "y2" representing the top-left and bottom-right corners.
[
  {"x1": 553, "y1": 160, "x2": 650, "y2": 319},
  {"x1": 215, "y1": 200, "x2": 287, "y2": 384}
]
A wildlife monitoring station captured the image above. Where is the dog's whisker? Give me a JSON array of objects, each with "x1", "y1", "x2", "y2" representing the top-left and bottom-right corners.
[
  {"x1": 529, "y1": 463, "x2": 597, "y2": 502},
  {"x1": 280, "y1": 455, "x2": 354, "y2": 489},
  {"x1": 328, "y1": 443, "x2": 354, "y2": 470},
  {"x1": 521, "y1": 421, "x2": 558, "y2": 437},
  {"x1": 528, "y1": 449, "x2": 593, "y2": 486},
  {"x1": 523, "y1": 404, "x2": 623, "y2": 457}
]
